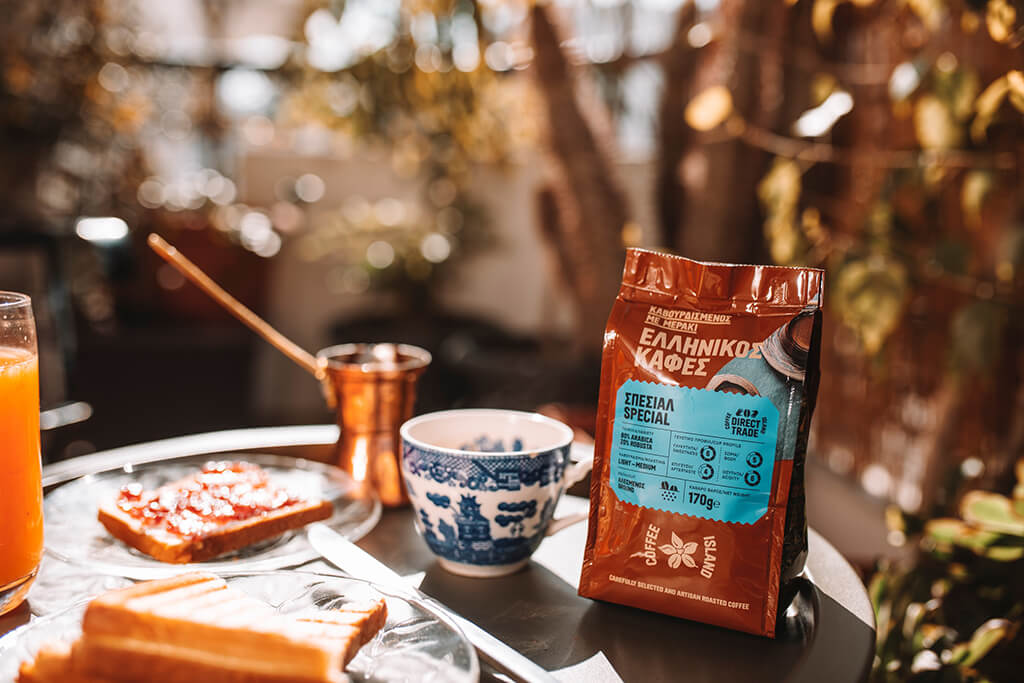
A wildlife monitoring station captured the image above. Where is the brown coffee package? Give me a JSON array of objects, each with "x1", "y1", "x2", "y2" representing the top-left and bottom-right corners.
[{"x1": 579, "y1": 249, "x2": 824, "y2": 637}]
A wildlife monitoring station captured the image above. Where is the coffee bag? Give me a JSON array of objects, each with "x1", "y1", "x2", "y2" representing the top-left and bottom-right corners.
[{"x1": 579, "y1": 249, "x2": 824, "y2": 637}]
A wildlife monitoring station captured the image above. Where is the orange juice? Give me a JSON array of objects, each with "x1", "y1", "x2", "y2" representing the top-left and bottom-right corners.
[{"x1": 0, "y1": 347, "x2": 42, "y2": 594}]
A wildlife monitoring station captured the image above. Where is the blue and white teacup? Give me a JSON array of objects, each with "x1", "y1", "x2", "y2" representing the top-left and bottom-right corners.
[{"x1": 400, "y1": 409, "x2": 592, "y2": 577}]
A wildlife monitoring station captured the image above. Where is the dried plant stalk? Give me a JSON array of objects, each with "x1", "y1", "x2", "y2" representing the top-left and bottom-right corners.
[{"x1": 529, "y1": 4, "x2": 629, "y2": 353}]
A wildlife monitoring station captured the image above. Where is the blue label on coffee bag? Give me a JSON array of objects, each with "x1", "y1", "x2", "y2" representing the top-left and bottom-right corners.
[{"x1": 609, "y1": 380, "x2": 779, "y2": 524}]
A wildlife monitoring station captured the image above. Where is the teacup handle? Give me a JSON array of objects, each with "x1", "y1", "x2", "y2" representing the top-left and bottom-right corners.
[
  {"x1": 564, "y1": 440, "x2": 595, "y2": 488},
  {"x1": 545, "y1": 441, "x2": 595, "y2": 536}
]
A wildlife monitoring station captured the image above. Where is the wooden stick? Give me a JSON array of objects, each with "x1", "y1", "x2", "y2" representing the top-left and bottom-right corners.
[{"x1": 147, "y1": 233, "x2": 322, "y2": 379}]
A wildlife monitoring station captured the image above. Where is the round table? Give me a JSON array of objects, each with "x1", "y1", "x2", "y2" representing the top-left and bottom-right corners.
[{"x1": 3, "y1": 426, "x2": 876, "y2": 683}]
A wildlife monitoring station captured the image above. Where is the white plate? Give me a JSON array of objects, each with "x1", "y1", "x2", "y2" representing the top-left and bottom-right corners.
[
  {"x1": 43, "y1": 453, "x2": 381, "y2": 578},
  {"x1": 0, "y1": 571, "x2": 478, "y2": 683}
]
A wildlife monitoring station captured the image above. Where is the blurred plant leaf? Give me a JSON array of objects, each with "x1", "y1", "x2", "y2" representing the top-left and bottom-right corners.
[
  {"x1": 925, "y1": 517, "x2": 972, "y2": 545},
  {"x1": 915, "y1": 94, "x2": 963, "y2": 149},
  {"x1": 972, "y1": 74, "x2": 1009, "y2": 142},
  {"x1": 986, "y1": 0, "x2": 1017, "y2": 42},
  {"x1": 759, "y1": 158, "x2": 801, "y2": 208},
  {"x1": 872, "y1": 461, "x2": 1024, "y2": 681},
  {"x1": 985, "y1": 546, "x2": 1024, "y2": 561},
  {"x1": 1015, "y1": 460, "x2": 1024, "y2": 508},
  {"x1": 810, "y1": 73, "x2": 838, "y2": 106},
  {"x1": 961, "y1": 170, "x2": 994, "y2": 230},
  {"x1": 923, "y1": 517, "x2": 1008, "y2": 556},
  {"x1": 951, "y1": 618, "x2": 1015, "y2": 666},
  {"x1": 812, "y1": 0, "x2": 881, "y2": 42},
  {"x1": 1007, "y1": 70, "x2": 1024, "y2": 112},
  {"x1": 962, "y1": 491, "x2": 1024, "y2": 535},
  {"x1": 908, "y1": 0, "x2": 948, "y2": 31},
  {"x1": 902, "y1": 602, "x2": 928, "y2": 640},
  {"x1": 758, "y1": 158, "x2": 805, "y2": 263},
  {"x1": 933, "y1": 65, "x2": 981, "y2": 121},
  {"x1": 832, "y1": 256, "x2": 909, "y2": 354},
  {"x1": 685, "y1": 85, "x2": 733, "y2": 131},
  {"x1": 869, "y1": 570, "x2": 889, "y2": 613},
  {"x1": 948, "y1": 300, "x2": 1006, "y2": 375},
  {"x1": 917, "y1": 623, "x2": 956, "y2": 651},
  {"x1": 812, "y1": 0, "x2": 841, "y2": 41}
]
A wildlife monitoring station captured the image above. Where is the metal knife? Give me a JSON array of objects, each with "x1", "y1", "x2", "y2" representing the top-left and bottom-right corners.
[{"x1": 308, "y1": 523, "x2": 559, "y2": 683}]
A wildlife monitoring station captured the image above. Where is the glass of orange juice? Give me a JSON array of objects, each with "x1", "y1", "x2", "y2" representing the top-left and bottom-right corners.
[{"x1": 0, "y1": 292, "x2": 42, "y2": 616}]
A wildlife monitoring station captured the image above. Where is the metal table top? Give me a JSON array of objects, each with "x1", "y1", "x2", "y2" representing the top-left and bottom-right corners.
[{"x1": 3, "y1": 426, "x2": 875, "y2": 683}]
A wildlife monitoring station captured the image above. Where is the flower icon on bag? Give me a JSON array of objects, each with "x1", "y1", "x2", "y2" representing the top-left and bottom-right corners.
[{"x1": 661, "y1": 532, "x2": 698, "y2": 569}]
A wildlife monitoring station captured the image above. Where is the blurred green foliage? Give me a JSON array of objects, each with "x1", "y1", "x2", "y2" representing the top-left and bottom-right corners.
[{"x1": 871, "y1": 460, "x2": 1024, "y2": 682}]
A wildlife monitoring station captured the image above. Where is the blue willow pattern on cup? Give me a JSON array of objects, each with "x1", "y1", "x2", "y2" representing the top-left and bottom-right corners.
[
  {"x1": 402, "y1": 440, "x2": 569, "y2": 566},
  {"x1": 401, "y1": 443, "x2": 569, "y2": 491},
  {"x1": 415, "y1": 494, "x2": 557, "y2": 566}
]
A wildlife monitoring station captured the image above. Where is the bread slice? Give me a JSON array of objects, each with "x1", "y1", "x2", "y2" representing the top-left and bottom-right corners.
[
  {"x1": 16, "y1": 642, "x2": 108, "y2": 683},
  {"x1": 18, "y1": 572, "x2": 388, "y2": 683},
  {"x1": 96, "y1": 462, "x2": 333, "y2": 563}
]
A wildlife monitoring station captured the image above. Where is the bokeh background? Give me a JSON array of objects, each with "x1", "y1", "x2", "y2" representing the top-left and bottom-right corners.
[{"x1": 2, "y1": 1, "x2": 1024, "y2": 679}]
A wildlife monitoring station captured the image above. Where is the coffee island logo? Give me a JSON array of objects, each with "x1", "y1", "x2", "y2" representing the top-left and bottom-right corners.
[
  {"x1": 631, "y1": 524, "x2": 717, "y2": 579},
  {"x1": 660, "y1": 533, "x2": 698, "y2": 569}
]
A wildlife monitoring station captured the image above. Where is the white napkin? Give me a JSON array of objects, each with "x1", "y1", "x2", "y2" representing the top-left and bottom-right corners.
[{"x1": 552, "y1": 652, "x2": 624, "y2": 683}]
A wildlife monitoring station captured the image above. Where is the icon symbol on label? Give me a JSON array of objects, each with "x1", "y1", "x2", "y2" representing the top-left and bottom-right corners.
[
  {"x1": 746, "y1": 451, "x2": 763, "y2": 468},
  {"x1": 700, "y1": 446, "x2": 716, "y2": 462},
  {"x1": 699, "y1": 464, "x2": 715, "y2": 480},
  {"x1": 744, "y1": 470, "x2": 761, "y2": 486}
]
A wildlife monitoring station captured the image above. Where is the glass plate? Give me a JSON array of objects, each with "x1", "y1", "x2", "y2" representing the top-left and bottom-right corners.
[
  {"x1": 43, "y1": 453, "x2": 381, "y2": 578},
  {"x1": 0, "y1": 572, "x2": 478, "y2": 683}
]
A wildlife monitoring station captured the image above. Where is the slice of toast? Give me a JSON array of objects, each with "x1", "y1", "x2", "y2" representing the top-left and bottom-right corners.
[
  {"x1": 19, "y1": 572, "x2": 388, "y2": 683},
  {"x1": 96, "y1": 462, "x2": 333, "y2": 563},
  {"x1": 16, "y1": 642, "x2": 108, "y2": 683}
]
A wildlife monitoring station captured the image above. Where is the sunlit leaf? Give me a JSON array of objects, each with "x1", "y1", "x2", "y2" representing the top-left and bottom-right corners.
[
  {"x1": 758, "y1": 158, "x2": 801, "y2": 209},
  {"x1": 971, "y1": 75, "x2": 1009, "y2": 142},
  {"x1": 924, "y1": 518, "x2": 969, "y2": 546},
  {"x1": 902, "y1": 602, "x2": 926, "y2": 641},
  {"x1": 800, "y1": 207, "x2": 826, "y2": 244},
  {"x1": 907, "y1": 0, "x2": 947, "y2": 31},
  {"x1": 963, "y1": 9, "x2": 983, "y2": 33},
  {"x1": 942, "y1": 66, "x2": 981, "y2": 121},
  {"x1": 685, "y1": 85, "x2": 733, "y2": 131},
  {"x1": 758, "y1": 158, "x2": 805, "y2": 264},
  {"x1": 961, "y1": 491, "x2": 1024, "y2": 535},
  {"x1": 918, "y1": 624, "x2": 956, "y2": 650},
  {"x1": 811, "y1": 72, "x2": 838, "y2": 106},
  {"x1": 832, "y1": 256, "x2": 909, "y2": 354},
  {"x1": 959, "y1": 619, "x2": 1013, "y2": 667},
  {"x1": 986, "y1": 0, "x2": 1017, "y2": 42},
  {"x1": 961, "y1": 170, "x2": 993, "y2": 230},
  {"x1": 812, "y1": 0, "x2": 841, "y2": 41},
  {"x1": 914, "y1": 94, "x2": 962, "y2": 149},
  {"x1": 1007, "y1": 70, "x2": 1024, "y2": 112},
  {"x1": 985, "y1": 546, "x2": 1024, "y2": 561},
  {"x1": 910, "y1": 650, "x2": 942, "y2": 674},
  {"x1": 867, "y1": 572, "x2": 888, "y2": 612}
]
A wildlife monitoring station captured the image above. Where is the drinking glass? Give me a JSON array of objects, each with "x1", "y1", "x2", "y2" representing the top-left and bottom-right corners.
[{"x1": 0, "y1": 292, "x2": 42, "y2": 615}]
